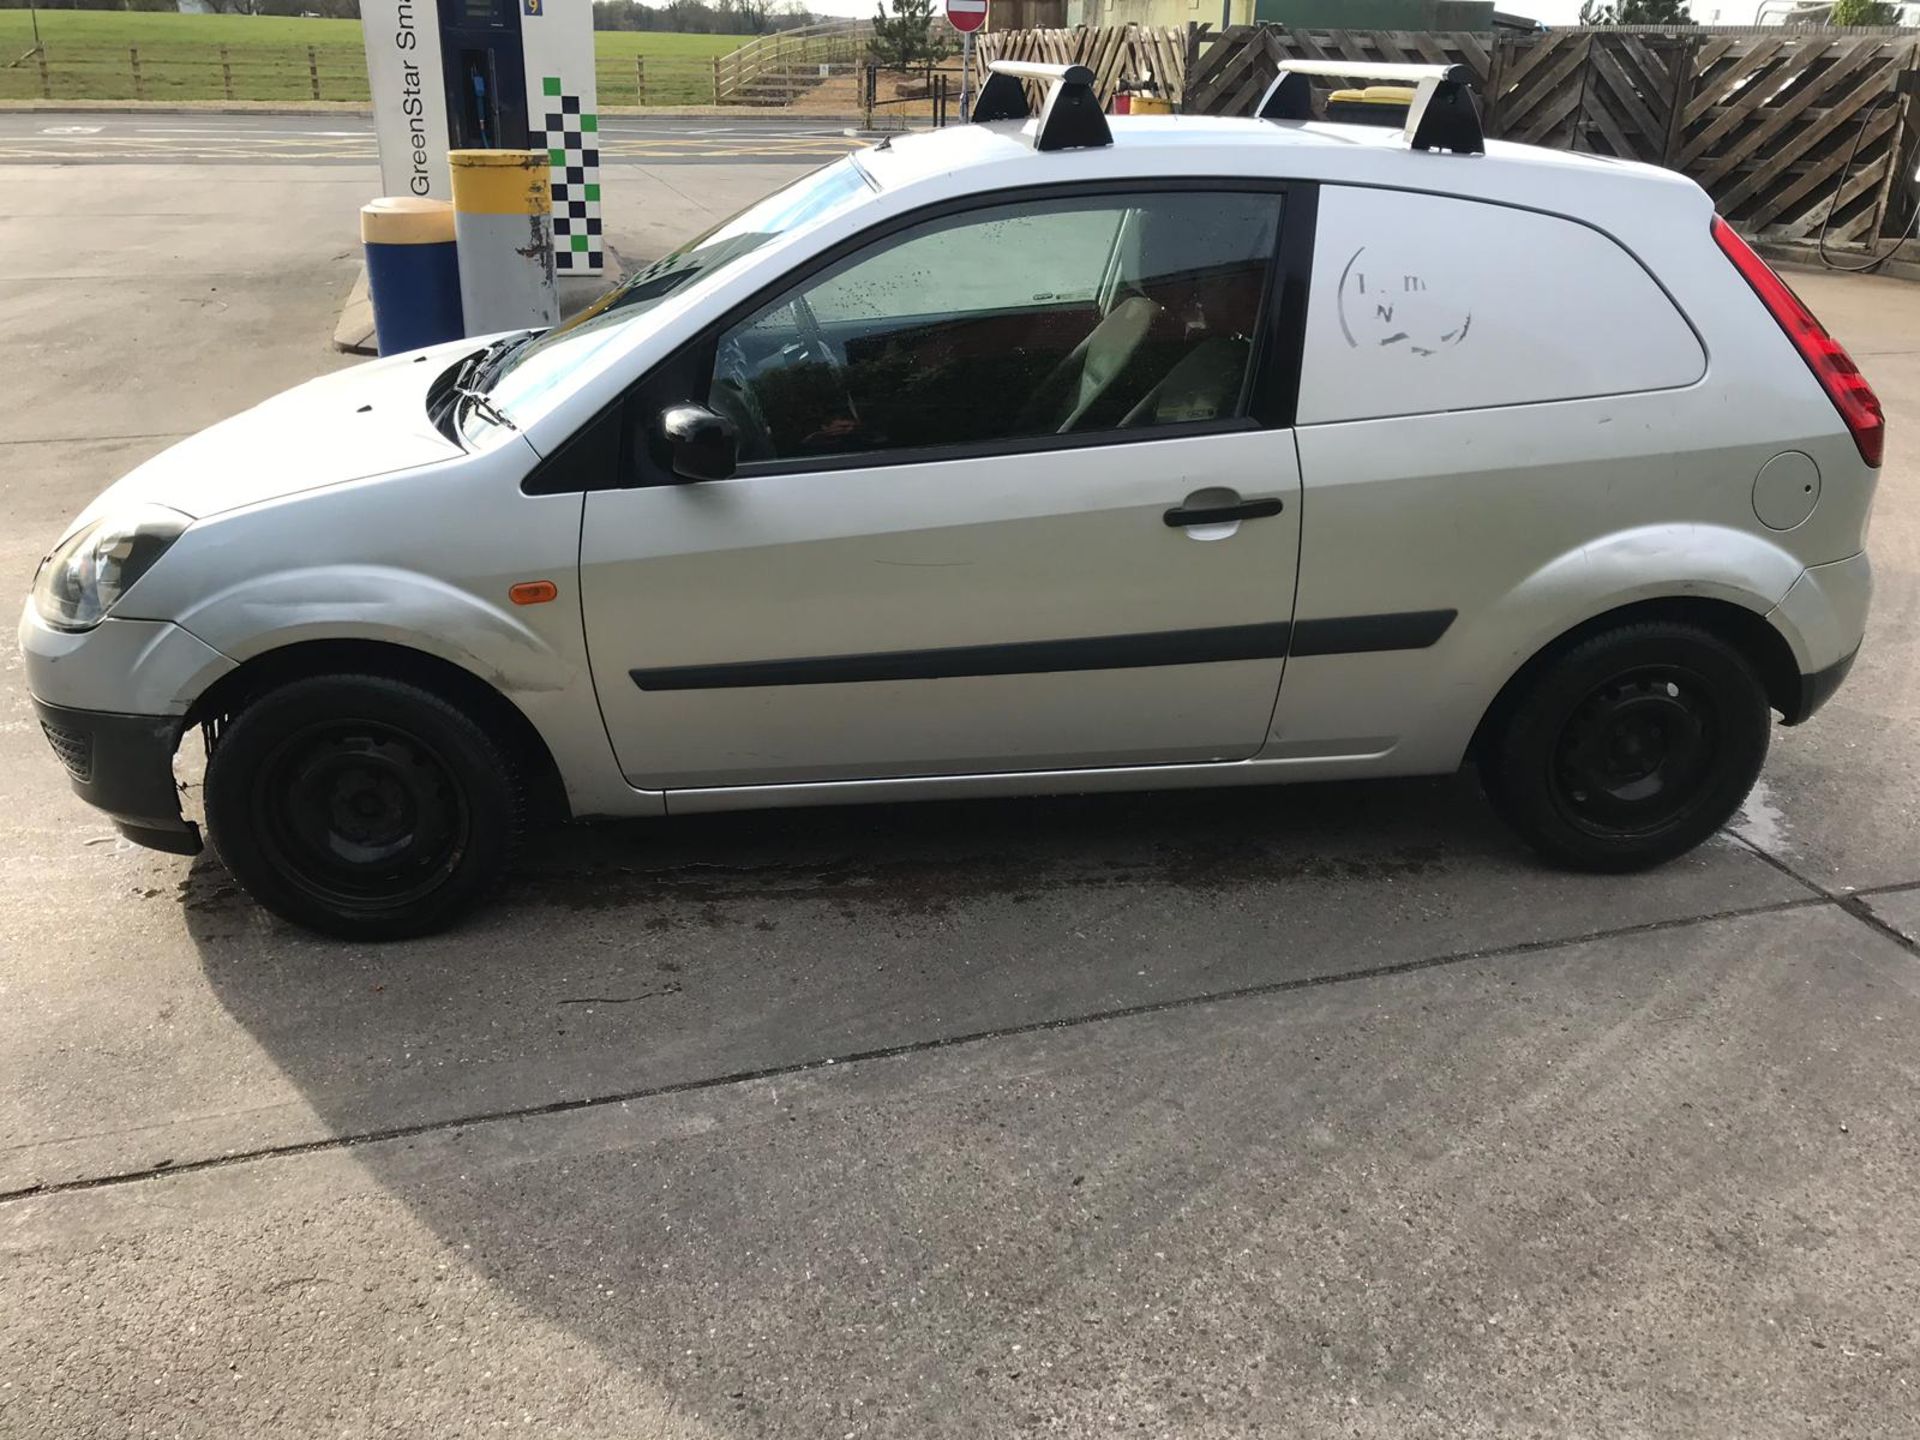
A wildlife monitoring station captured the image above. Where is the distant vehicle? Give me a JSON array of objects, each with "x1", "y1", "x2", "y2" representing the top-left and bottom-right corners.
[
  {"x1": 1749, "y1": 1, "x2": 1920, "y2": 23},
  {"x1": 21, "y1": 62, "x2": 1881, "y2": 938}
]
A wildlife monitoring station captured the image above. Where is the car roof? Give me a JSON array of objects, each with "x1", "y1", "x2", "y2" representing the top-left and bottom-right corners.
[{"x1": 854, "y1": 113, "x2": 1705, "y2": 232}]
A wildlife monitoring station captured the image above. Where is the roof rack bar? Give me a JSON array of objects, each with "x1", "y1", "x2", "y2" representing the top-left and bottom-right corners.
[
  {"x1": 986, "y1": 60, "x2": 1097, "y2": 89},
  {"x1": 1255, "y1": 59, "x2": 1484, "y2": 156},
  {"x1": 974, "y1": 60, "x2": 1112, "y2": 153},
  {"x1": 1266, "y1": 59, "x2": 1466, "y2": 85}
]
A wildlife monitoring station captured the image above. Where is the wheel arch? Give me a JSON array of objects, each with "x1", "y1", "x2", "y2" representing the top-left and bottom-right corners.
[
  {"x1": 184, "y1": 638, "x2": 571, "y2": 824},
  {"x1": 1469, "y1": 595, "x2": 1801, "y2": 762}
]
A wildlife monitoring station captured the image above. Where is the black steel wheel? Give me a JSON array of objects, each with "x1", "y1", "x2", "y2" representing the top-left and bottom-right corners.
[
  {"x1": 205, "y1": 674, "x2": 521, "y2": 938},
  {"x1": 1552, "y1": 665, "x2": 1718, "y2": 838},
  {"x1": 253, "y1": 720, "x2": 469, "y2": 913},
  {"x1": 1483, "y1": 622, "x2": 1770, "y2": 872}
]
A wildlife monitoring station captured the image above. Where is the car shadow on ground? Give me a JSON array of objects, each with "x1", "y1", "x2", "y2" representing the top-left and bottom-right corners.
[
  {"x1": 182, "y1": 769, "x2": 1507, "y2": 935},
  {"x1": 171, "y1": 772, "x2": 1797, "y2": 1432}
]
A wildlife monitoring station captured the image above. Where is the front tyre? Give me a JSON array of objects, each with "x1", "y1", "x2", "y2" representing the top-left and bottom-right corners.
[
  {"x1": 1483, "y1": 622, "x2": 1771, "y2": 872},
  {"x1": 204, "y1": 674, "x2": 522, "y2": 939}
]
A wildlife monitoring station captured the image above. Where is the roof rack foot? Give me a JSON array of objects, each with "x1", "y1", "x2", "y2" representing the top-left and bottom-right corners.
[
  {"x1": 1405, "y1": 76, "x2": 1485, "y2": 156},
  {"x1": 974, "y1": 61, "x2": 1113, "y2": 152}
]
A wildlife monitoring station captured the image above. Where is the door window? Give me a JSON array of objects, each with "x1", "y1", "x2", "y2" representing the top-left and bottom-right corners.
[{"x1": 705, "y1": 190, "x2": 1284, "y2": 464}]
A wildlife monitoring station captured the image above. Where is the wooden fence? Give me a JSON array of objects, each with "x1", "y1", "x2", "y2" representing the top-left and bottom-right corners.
[
  {"x1": 0, "y1": 41, "x2": 365, "y2": 103},
  {"x1": 1482, "y1": 31, "x2": 1920, "y2": 244},
  {"x1": 974, "y1": 25, "x2": 1192, "y2": 105},
  {"x1": 1177, "y1": 24, "x2": 1920, "y2": 246},
  {"x1": 714, "y1": 17, "x2": 872, "y2": 105}
]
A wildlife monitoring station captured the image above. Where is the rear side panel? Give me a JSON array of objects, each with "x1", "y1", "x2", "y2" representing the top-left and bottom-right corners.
[
  {"x1": 1273, "y1": 181, "x2": 1867, "y2": 773},
  {"x1": 1294, "y1": 185, "x2": 1706, "y2": 423},
  {"x1": 1626, "y1": 209, "x2": 1880, "y2": 569}
]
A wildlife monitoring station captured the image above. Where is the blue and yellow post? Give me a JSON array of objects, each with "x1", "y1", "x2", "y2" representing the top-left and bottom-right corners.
[
  {"x1": 448, "y1": 149, "x2": 559, "y2": 336},
  {"x1": 358, "y1": 196, "x2": 463, "y2": 355}
]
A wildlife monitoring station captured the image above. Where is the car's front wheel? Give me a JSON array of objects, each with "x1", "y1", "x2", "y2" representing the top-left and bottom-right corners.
[
  {"x1": 203, "y1": 673, "x2": 522, "y2": 939},
  {"x1": 1482, "y1": 621, "x2": 1771, "y2": 872}
]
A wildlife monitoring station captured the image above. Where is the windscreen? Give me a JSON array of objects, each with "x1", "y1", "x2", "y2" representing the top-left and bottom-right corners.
[{"x1": 484, "y1": 157, "x2": 875, "y2": 417}]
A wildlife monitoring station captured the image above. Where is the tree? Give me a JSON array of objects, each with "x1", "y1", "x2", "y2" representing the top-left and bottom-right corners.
[
  {"x1": 662, "y1": 0, "x2": 708, "y2": 33},
  {"x1": 869, "y1": 0, "x2": 951, "y2": 72},
  {"x1": 1829, "y1": 0, "x2": 1896, "y2": 24},
  {"x1": 1579, "y1": 0, "x2": 1694, "y2": 22}
]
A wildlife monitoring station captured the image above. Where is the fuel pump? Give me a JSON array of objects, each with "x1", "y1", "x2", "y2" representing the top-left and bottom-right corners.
[
  {"x1": 439, "y1": 0, "x2": 531, "y2": 152},
  {"x1": 361, "y1": 0, "x2": 603, "y2": 276}
]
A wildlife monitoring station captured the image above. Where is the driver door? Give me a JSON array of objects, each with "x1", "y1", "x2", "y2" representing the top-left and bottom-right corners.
[{"x1": 580, "y1": 184, "x2": 1306, "y2": 792}]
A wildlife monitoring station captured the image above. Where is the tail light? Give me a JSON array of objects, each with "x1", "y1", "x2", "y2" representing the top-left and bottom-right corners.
[{"x1": 1712, "y1": 216, "x2": 1884, "y2": 468}]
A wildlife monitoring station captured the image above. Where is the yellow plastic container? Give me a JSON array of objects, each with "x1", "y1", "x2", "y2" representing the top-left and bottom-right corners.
[{"x1": 1326, "y1": 85, "x2": 1415, "y2": 126}]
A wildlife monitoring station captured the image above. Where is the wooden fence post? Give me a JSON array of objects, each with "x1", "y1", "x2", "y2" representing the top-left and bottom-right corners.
[
  {"x1": 712, "y1": 55, "x2": 721, "y2": 104},
  {"x1": 37, "y1": 48, "x2": 51, "y2": 100},
  {"x1": 308, "y1": 46, "x2": 321, "y2": 101},
  {"x1": 1184, "y1": 20, "x2": 1207, "y2": 108},
  {"x1": 1862, "y1": 44, "x2": 1910, "y2": 244},
  {"x1": 635, "y1": 55, "x2": 645, "y2": 105},
  {"x1": 130, "y1": 47, "x2": 143, "y2": 103},
  {"x1": 1657, "y1": 33, "x2": 1699, "y2": 170},
  {"x1": 1483, "y1": 35, "x2": 1510, "y2": 138},
  {"x1": 220, "y1": 45, "x2": 233, "y2": 101},
  {"x1": 1889, "y1": 48, "x2": 1920, "y2": 242}
]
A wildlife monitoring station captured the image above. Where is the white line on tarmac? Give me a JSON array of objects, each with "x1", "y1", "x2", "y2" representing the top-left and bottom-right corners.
[{"x1": 131, "y1": 126, "x2": 357, "y2": 136}]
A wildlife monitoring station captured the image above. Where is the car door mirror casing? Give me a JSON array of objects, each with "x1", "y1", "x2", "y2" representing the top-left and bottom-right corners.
[{"x1": 660, "y1": 404, "x2": 737, "y2": 483}]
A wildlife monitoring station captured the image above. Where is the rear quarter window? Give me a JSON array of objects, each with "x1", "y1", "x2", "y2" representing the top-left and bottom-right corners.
[{"x1": 1295, "y1": 186, "x2": 1705, "y2": 425}]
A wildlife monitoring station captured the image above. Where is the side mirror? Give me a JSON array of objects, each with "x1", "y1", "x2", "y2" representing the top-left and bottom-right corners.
[{"x1": 659, "y1": 403, "x2": 738, "y2": 483}]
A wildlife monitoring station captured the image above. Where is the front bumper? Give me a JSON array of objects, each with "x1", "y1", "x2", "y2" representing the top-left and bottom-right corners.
[
  {"x1": 31, "y1": 699, "x2": 202, "y2": 855},
  {"x1": 20, "y1": 606, "x2": 230, "y2": 854},
  {"x1": 19, "y1": 608, "x2": 233, "y2": 715}
]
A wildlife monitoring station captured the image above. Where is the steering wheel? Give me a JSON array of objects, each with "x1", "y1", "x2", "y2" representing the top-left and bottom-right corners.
[
  {"x1": 787, "y1": 293, "x2": 847, "y2": 381},
  {"x1": 787, "y1": 294, "x2": 863, "y2": 432},
  {"x1": 709, "y1": 333, "x2": 775, "y2": 463},
  {"x1": 709, "y1": 299, "x2": 862, "y2": 461}
]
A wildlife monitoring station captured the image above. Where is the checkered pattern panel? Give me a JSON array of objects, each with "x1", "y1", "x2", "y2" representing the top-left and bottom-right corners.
[{"x1": 538, "y1": 76, "x2": 601, "y2": 273}]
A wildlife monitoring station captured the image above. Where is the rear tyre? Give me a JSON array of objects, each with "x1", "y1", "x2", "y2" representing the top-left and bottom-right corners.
[
  {"x1": 1482, "y1": 622, "x2": 1770, "y2": 872},
  {"x1": 203, "y1": 674, "x2": 522, "y2": 939}
]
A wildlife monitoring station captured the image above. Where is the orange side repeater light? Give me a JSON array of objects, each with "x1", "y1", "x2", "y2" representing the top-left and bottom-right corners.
[{"x1": 509, "y1": 580, "x2": 559, "y2": 606}]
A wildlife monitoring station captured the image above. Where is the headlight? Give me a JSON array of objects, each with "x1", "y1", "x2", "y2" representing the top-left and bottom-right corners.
[{"x1": 31, "y1": 506, "x2": 190, "y2": 632}]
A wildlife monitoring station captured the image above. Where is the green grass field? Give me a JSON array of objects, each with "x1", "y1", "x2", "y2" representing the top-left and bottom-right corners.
[{"x1": 0, "y1": 11, "x2": 750, "y2": 106}]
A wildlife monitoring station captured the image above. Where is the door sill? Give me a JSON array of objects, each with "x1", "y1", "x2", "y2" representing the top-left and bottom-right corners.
[{"x1": 662, "y1": 747, "x2": 1399, "y2": 815}]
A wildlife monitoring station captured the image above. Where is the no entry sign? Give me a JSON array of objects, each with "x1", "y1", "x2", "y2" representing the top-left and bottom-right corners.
[{"x1": 946, "y1": 0, "x2": 987, "y2": 34}]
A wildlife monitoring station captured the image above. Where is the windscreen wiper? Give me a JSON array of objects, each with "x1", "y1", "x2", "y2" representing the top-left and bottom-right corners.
[
  {"x1": 473, "y1": 329, "x2": 540, "y2": 390},
  {"x1": 436, "y1": 335, "x2": 526, "y2": 436},
  {"x1": 449, "y1": 343, "x2": 492, "y2": 394},
  {"x1": 455, "y1": 387, "x2": 517, "y2": 431},
  {"x1": 443, "y1": 332, "x2": 531, "y2": 398}
]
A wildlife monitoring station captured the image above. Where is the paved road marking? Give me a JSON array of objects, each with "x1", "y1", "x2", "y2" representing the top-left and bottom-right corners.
[{"x1": 0, "y1": 130, "x2": 868, "y2": 163}]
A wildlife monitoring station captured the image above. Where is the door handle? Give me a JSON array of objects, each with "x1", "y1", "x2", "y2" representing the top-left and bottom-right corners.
[{"x1": 1163, "y1": 496, "x2": 1284, "y2": 528}]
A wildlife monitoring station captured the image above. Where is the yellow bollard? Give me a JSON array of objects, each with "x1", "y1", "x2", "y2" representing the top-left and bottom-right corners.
[{"x1": 447, "y1": 149, "x2": 558, "y2": 337}]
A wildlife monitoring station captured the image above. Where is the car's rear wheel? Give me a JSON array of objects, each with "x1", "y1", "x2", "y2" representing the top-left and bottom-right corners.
[
  {"x1": 1482, "y1": 621, "x2": 1771, "y2": 872},
  {"x1": 203, "y1": 674, "x2": 521, "y2": 939}
]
